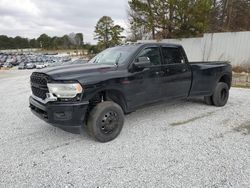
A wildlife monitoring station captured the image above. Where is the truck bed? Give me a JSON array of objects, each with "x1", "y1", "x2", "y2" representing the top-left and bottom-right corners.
[{"x1": 188, "y1": 61, "x2": 232, "y2": 97}]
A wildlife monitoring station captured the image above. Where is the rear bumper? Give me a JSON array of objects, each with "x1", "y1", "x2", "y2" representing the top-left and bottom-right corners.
[{"x1": 29, "y1": 96, "x2": 89, "y2": 134}]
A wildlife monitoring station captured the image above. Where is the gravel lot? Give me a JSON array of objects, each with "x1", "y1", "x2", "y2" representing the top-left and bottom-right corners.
[{"x1": 0, "y1": 70, "x2": 249, "y2": 187}]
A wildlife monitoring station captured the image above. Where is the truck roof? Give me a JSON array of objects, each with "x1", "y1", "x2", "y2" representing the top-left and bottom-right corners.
[{"x1": 119, "y1": 42, "x2": 182, "y2": 48}]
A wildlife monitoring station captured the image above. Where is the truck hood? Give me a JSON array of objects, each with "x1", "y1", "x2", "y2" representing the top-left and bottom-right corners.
[{"x1": 39, "y1": 63, "x2": 117, "y2": 81}]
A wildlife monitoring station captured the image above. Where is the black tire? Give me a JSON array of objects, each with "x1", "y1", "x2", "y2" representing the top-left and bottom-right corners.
[
  {"x1": 87, "y1": 101, "x2": 124, "y2": 142},
  {"x1": 212, "y1": 82, "x2": 229, "y2": 107},
  {"x1": 204, "y1": 96, "x2": 213, "y2": 105}
]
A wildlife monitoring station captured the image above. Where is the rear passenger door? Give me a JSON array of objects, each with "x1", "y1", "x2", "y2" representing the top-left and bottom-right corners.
[{"x1": 160, "y1": 46, "x2": 192, "y2": 99}]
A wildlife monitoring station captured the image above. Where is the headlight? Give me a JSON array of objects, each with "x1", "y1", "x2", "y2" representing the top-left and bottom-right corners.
[{"x1": 47, "y1": 83, "x2": 83, "y2": 98}]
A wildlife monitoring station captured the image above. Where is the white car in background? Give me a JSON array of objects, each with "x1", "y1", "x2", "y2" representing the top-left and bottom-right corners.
[
  {"x1": 35, "y1": 63, "x2": 46, "y2": 69},
  {"x1": 26, "y1": 63, "x2": 36, "y2": 69}
]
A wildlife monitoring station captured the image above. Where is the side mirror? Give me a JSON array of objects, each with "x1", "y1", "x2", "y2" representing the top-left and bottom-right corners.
[{"x1": 134, "y1": 57, "x2": 151, "y2": 69}]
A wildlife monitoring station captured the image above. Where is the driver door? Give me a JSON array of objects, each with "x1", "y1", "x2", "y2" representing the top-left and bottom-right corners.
[{"x1": 128, "y1": 46, "x2": 163, "y2": 108}]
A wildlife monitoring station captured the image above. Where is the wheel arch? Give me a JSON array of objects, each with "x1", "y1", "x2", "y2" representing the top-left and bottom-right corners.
[
  {"x1": 88, "y1": 88, "x2": 128, "y2": 113},
  {"x1": 218, "y1": 74, "x2": 232, "y2": 89}
]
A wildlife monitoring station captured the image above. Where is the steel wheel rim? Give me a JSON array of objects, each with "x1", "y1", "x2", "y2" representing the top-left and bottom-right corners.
[{"x1": 100, "y1": 111, "x2": 119, "y2": 134}]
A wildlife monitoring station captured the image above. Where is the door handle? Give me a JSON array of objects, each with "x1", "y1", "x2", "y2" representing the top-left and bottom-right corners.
[
  {"x1": 155, "y1": 71, "x2": 164, "y2": 76},
  {"x1": 182, "y1": 68, "x2": 187, "y2": 72}
]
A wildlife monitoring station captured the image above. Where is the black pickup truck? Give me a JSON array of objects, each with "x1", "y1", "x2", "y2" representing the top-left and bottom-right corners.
[{"x1": 29, "y1": 43, "x2": 232, "y2": 142}]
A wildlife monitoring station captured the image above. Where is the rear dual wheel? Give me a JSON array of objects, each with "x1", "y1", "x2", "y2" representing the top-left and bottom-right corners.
[{"x1": 204, "y1": 82, "x2": 229, "y2": 107}]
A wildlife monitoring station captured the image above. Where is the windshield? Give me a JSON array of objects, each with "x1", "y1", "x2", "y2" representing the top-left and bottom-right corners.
[{"x1": 89, "y1": 46, "x2": 137, "y2": 65}]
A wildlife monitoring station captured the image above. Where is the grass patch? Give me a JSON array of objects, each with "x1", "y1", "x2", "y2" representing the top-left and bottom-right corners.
[{"x1": 232, "y1": 85, "x2": 250, "y2": 89}]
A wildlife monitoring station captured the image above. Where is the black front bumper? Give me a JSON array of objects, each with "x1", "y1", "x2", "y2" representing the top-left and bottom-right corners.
[{"x1": 29, "y1": 96, "x2": 89, "y2": 134}]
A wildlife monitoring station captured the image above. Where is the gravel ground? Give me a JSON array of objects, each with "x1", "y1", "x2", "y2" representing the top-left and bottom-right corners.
[{"x1": 0, "y1": 70, "x2": 249, "y2": 188}]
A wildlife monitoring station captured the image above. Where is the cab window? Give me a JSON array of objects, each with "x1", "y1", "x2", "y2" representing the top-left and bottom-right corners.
[
  {"x1": 136, "y1": 47, "x2": 161, "y2": 66},
  {"x1": 162, "y1": 47, "x2": 185, "y2": 64}
]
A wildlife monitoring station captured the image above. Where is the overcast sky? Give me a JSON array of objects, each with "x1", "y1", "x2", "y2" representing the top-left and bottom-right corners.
[{"x1": 0, "y1": 0, "x2": 129, "y2": 44}]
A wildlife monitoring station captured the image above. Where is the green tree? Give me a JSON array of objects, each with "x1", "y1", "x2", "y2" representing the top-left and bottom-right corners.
[
  {"x1": 50, "y1": 37, "x2": 60, "y2": 49},
  {"x1": 0, "y1": 33, "x2": 87, "y2": 50},
  {"x1": 215, "y1": 0, "x2": 250, "y2": 32},
  {"x1": 110, "y1": 25, "x2": 125, "y2": 46},
  {"x1": 173, "y1": 0, "x2": 213, "y2": 37},
  {"x1": 14, "y1": 36, "x2": 29, "y2": 48},
  {"x1": 128, "y1": 0, "x2": 213, "y2": 40},
  {"x1": 83, "y1": 43, "x2": 99, "y2": 54},
  {"x1": 29, "y1": 38, "x2": 39, "y2": 48},
  {"x1": 0, "y1": 35, "x2": 14, "y2": 49},
  {"x1": 37, "y1": 34, "x2": 51, "y2": 49},
  {"x1": 0, "y1": 35, "x2": 31, "y2": 49},
  {"x1": 94, "y1": 16, "x2": 124, "y2": 50},
  {"x1": 128, "y1": 0, "x2": 155, "y2": 40},
  {"x1": 75, "y1": 33, "x2": 84, "y2": 47},
  {"x1": 129, "y1": 0, "x2": 250, "y2": 40},
  {"x1": 61, "y1": 35, "x2": 71, "y2": 49}
]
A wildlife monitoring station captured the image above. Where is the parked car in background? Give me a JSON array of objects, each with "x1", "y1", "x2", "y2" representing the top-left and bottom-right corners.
[
  {"x1": 61, "y1": 56, "x2": 71, "y2": 62},
  {"x1": 26, "y1": 63, "x2": 36, "y2": 69},
  {"x1": 3, "y1": 63, "x2": 13, "y2": 68},
  {"x1": 35, "y1": 63, "x2": 46, "y2": 69},
  {"x1": 0, "y1": 51, "x2": 73, "y2": 69},
  {"x1": 0, "y1": 55, "x2": 7, "y2": 63},
  {"x1": 18, "y1": 62, "x2": 27, "y2": 70}
]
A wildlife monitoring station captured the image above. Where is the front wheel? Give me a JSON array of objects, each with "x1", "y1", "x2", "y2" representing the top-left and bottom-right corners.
[{"x1": 87, "y1": 101, "x2": 124, "y2": 142}]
